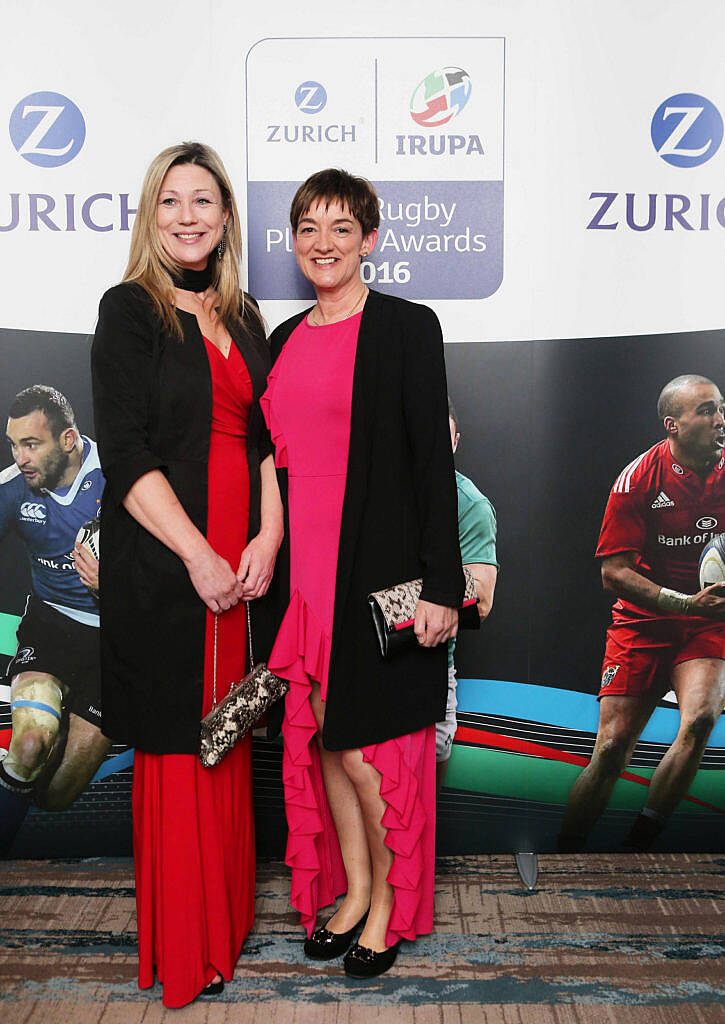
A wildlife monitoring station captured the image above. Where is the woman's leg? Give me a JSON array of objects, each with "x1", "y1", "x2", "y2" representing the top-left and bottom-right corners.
[
  {"x1": 309, "y1": 682, "x2": 372, "y2": 930},
  {"x1": 339, "y1": 748, "x2": 395, "y2": 952}
]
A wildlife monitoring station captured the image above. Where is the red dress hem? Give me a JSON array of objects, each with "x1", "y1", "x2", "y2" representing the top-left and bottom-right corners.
[{"x1": 132, "y1": 338, "x2": 256, "y2": 1008}]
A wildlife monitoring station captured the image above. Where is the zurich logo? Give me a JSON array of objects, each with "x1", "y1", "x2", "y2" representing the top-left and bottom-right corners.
[
  {"x1": 294, "y1": 81, "x2": 327, "y2": 115},
  {"x1": 9, "y1": 91, "x2": 86, "y2": 167},
  {"x1": 410, "y1": 68, "x2": 472, "y2": 128},
  {"x1": 651, "y1": 93, "x2": 723, "y2": 167}
]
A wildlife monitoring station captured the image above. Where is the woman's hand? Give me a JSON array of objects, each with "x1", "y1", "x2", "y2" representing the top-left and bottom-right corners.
[
  {"x1": 236, "y1": 530, "x2": 280, "y2": 600},
  {"x1": 184, "y1": 545, "x2": 244, "y2": 613},
  {"x1": 414, "y1": 600, "x2": 458, "y2": 647},
  {"x1": 74, "y1": 543, "x2": 99, "y2": 595}
]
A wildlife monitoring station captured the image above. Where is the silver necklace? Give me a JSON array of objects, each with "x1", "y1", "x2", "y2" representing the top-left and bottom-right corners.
[{"x1": 309, "y1": 286, "x2": 368, "y2": 326}]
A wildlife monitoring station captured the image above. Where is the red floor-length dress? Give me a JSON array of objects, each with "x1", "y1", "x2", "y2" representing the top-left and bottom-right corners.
[
  {"x1": 261, "y1": 313, "x2": 436, "y2": 949},
  {"x1": 132, "y1": 337, "x2": 255, "y2": 1008}
]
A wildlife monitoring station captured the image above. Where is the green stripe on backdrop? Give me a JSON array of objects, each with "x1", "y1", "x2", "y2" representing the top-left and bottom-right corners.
[
  {"x1": 0, "y1": 612, "x2": 20, "y2": 658},
  {"x1": 447, "y1": 745, "x2": 725, "y2": 814}
]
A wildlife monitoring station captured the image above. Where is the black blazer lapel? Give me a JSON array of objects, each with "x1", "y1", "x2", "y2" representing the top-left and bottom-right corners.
[
  {"x1": 270, "y1": 309, "x2": 307, "y2": 362},
  {"x1": 330, "y1": 289, "x2": 384, "y2": 651}
]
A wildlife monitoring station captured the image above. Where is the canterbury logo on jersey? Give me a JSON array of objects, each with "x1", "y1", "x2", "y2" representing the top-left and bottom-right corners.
[
  {"x1": 651, "y1": 491, "x2": 675, "y2": 509},
  {"x1": 19, "y1": 502, "x2": 46, "y2": 522}
]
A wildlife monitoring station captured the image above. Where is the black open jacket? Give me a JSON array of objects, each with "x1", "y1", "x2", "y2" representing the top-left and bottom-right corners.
[
  {"x1": 91, "y1": 282, "x2": 274, "y2": 753},
  {"x1": 266, "y1": 288, "x2": 464, "y2": 751}
]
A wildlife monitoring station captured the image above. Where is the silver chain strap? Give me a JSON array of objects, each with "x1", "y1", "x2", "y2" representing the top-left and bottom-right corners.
[{"x1": 211, "y1": 602, "x2": 255, "y2": 709}]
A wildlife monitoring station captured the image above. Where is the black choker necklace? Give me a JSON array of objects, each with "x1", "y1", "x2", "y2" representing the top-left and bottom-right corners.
[{"x1": 171, "y1": 261, "x2": 215, "y2": 293}]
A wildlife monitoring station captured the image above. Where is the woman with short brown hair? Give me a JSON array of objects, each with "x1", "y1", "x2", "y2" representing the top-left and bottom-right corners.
[{"x1": 263, "y1": 167, "x2": 463, "y2": 978}]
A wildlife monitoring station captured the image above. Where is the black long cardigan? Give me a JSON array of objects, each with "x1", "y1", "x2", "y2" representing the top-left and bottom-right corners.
[
  {"x1": 268, "y1": 288, "x2": 464, "y2": 751},
  {"x1": 91, "y1": 282, "x2": 274, "y2": 753}
]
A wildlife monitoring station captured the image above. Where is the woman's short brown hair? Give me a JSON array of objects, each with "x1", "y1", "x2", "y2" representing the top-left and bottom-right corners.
[{"x1": 289, "y1": 168, "x2": 380, "y2": 236}]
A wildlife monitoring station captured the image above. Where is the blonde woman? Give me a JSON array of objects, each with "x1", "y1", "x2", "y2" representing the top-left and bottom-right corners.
[{"x1": 92, "y1": 142, "x2": 282, "y2": 1007}]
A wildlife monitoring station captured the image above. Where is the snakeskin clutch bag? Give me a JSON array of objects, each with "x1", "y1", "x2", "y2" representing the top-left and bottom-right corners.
[
  {"x1": 368, "y1": 567, "x2": 479, "y2": 658},
  {"x1": 199, "y1": 605, "x2": 289, "y2": 768}
]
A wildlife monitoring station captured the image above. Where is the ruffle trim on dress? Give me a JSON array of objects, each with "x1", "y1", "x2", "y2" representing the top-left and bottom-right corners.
[
  {"x1": 362, "y1": 731, "x2": 434, "y2": 945},
  {"x1": 268, "y1": 588, "x2": 330, "y2": 697},
  {"x1": 274, "y1": 594, "x2": 434, "y2": 943},
  {"x1": 259, "y1": 363, "x2": 288, "y2": 469},
  {"x1": 276, "y1": 591, "x2": 347, "y2": 935}
]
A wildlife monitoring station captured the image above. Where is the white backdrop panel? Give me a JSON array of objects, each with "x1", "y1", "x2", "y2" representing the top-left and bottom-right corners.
[{"x1": 0, "y1": 0, "x2": 722, "y2": 341}]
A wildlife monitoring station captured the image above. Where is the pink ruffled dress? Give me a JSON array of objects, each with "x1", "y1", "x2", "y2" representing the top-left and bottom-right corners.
[{"x1": 261, "y1": 312, "x2": 436, "y2": 947}]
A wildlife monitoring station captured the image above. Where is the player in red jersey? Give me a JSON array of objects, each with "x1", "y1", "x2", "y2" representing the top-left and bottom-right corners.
[{"x1": 558, "y1": 375, "x2": 725, "y2": 852}]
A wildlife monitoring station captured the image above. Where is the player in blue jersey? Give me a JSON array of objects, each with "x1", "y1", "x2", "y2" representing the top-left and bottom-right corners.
[{"x1": 0, "y1": 385, "x2": 108, "y2": 825}]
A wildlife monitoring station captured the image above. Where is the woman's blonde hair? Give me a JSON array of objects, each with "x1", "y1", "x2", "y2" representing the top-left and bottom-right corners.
[{"x1": 123, "y1": 141, "x2": 254, "y2": 338}]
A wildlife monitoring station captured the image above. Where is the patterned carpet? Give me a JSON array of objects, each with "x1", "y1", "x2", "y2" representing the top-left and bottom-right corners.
[{"x1": 0, "y1": 854, "x2": 724, "y2": 1022}]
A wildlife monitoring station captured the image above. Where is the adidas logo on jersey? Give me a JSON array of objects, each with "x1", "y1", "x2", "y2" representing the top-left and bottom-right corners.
[{"x1": 651, "y1": 491, "x2": 675, "y2": 509}]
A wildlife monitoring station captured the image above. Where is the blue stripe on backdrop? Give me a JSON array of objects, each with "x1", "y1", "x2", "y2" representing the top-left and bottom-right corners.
[
  {"x1": 457, "y1": 678, "x2": 725, "y2": 748},
  {"x1": 88, "y1": 748, "x2": 134, "y2": 783},
  {"x1": 11, "y1": 677, "x2": 725, "y2": 809}
]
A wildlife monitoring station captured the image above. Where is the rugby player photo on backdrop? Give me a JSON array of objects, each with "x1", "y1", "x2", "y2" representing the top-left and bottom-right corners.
[
  {"x1": 436, "y1": 398, "x2": 498, "y2": 792},
  {"x1": 0, "y1": 386, "x2": 106, "y2": 854},
  {"x1": 558, "y1": 375, "x2": 725, "y2": 852}
]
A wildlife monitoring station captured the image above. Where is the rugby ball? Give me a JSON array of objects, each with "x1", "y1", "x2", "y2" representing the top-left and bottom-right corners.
[
  {"x1": 75, "y1": 518, "x2": 100, "y2": 597},
  {"x1": 75, "y1": 518, "x2": 100, "y2": 561},
  {"x1": 698, "y1": 533, "x2": 725, "y2": 588}
]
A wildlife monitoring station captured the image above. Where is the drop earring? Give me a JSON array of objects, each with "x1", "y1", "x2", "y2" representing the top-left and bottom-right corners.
[{"x1": 217, "y1": 223, "x2": 227, "y2": 259}]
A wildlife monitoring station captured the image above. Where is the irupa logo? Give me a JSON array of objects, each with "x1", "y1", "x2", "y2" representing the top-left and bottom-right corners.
[
  {"x1": 395, "y1": 134, "x2": 484, "y2": 157},
  {"x1": 410, "y1": 68, "x2": 472, "y2": 127},
  {"x1": 396, "y1": 67, "x2": 483, "y2": 157}
]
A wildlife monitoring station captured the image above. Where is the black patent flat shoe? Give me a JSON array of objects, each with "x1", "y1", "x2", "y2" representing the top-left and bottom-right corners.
[
  {"x1": 343, "y1": 940, "x2": 402, "y2": 978},
  {"x1": 199, "y1": 976, "x2": 224, "y2": 996},
  {"x1": 304, "y1": 911, "x2": 369, "y2": 960}
]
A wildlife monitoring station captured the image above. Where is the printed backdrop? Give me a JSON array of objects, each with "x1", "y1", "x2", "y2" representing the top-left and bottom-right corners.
[{"x1": 1, "y1": 0, "x2": 723, "y2": 856}]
